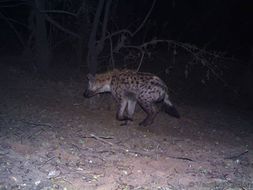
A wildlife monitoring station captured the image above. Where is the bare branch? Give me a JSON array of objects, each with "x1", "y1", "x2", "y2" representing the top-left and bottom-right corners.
[
  {"x1": 115, "y1": 38, "x2": 230, "y2": 83},
  {"x1": 136, "y1": 52, "x2": 145, "y2": 71},
  {"x1": 0, "y1": 2, "x2": 27, "y2": 8},
  {"x1": 108, "y1": 32, "x2": 115, "y2": 68},
  {"x1": 0, "y1": 10, "x2": 25, "y2": 47},
  {"x1": 104, "y1": 29, "x2": 132, "y2": 41},
  {"x1": 132, "y1": 0, "x2": 157, "y2": 36},
  {"x1": 40, "y1": 10, "x2": 77, "y2": 17},
  {"x1": 225, "y1": 150, "x2": 249, "y2": 160},
  {"x1": 0, "y1": 16, "x2": 28, "y2": 28},
  {"x1": 102, "y1": 0, "x2": 156, "y2": 43},
  {"x1": 44, "y1": 14, "x2": 81, "y2": 39},
  {"x1": 0, "y1": 0, "x2": 27, "y2": 2}
]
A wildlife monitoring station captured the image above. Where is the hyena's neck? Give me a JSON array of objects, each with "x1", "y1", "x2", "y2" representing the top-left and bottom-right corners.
[{"x1": 95, "y1": 70, "x2": 117, "y2": 92}]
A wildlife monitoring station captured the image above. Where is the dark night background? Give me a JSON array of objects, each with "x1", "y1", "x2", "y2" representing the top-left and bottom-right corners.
[{"x1": 0, "y1": 0, "x2": 253, "y2": 107}]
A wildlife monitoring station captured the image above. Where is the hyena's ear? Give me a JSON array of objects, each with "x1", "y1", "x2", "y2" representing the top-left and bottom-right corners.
[{"x1": 87, "y1": 73, "x2": 95, "y2": 81}]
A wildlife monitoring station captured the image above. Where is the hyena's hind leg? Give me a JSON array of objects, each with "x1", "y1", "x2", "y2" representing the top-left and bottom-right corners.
[{"x1": 138, "y1": 100, "x2": 158, "y2": 126}]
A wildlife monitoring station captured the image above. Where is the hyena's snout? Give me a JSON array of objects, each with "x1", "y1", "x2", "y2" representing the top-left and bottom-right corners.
[{"x1": 83, "y1": 89, "x2": 94, "y2": 98}]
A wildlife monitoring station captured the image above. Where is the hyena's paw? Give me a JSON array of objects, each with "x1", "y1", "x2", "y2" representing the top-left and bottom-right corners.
[
  {"x1": 119, "y1": 118, "x2": 134, "y2": 126},
  {"x1": 139, "y1": 118, "x2": 153, "y2": 127},
  {"x1": 116, "y1": 114, "x2": 133, "y2": 122},
  {"x1": 120, "y1": 120, "x2": 129, "y2": 126}
]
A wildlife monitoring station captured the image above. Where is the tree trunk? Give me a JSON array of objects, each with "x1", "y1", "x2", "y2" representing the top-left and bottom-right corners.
[
  {"x1": 86, "y1": 0, "x2": 112, "y2": 75},
  {"x1": 77, "y1": 1, "x2": 90, "y2": 68},
  {"x1": 34, "y1": 0, "x2": 51, "y2": 73}
]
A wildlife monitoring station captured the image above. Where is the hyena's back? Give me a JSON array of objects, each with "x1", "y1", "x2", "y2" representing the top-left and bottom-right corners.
[
  {"x1": 84, "y1": 69, "x2": 180, "y2": 126},
  {"x1": 111, "y1": 70, "x2": 168, "y2": 102}
]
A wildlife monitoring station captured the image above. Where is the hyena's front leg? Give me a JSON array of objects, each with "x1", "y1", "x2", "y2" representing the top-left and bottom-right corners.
[
  {"x1": 126, "y1": 99, "x2": 137, "y2": 120},
  {"x1": 116, "y1": 99, "x2": 133, "y2": 125},
  {"x1": 138, "y1": 101, "x2": 158, "y2": 126}
]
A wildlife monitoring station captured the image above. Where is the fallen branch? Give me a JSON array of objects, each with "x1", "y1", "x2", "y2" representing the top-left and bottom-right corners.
[
  {"x1": 166, "y1": 155, "x2": 194, "y2": 162},
  {"x1": 39, "y1": 156, "x2": 56, "y2": 169},
  {"x1": 89, "y1": 133, "x2": 115, "y2": 146},
  {"x1": 225, "y1": 150, "x2": 249, "y2": 160}
]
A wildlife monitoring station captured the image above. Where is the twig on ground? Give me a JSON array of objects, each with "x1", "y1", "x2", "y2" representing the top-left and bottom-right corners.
[
  {"x1": 82, "y1": 134, "x2": 114, "y2": 140},
  {"x1": 71, "y1": 143, "x2": 81, "y2": 152},
  {"x1": 27, "y1": 128, "x2": 45, "y2": 139},
  {"x1": 89, "y1": 133, "x2": 115, "y2": 146},
  {"x1": 225, "y1": 150, "x2": 249, "y2": 160},
  {"x1": 166, "y1": 155, "x2": 194, "y2": 162},
  {"x1": 39, "y1": 156, "x2": 56, "y2": 169},
  {"x1": 54, "y1": 176, "x2": 73, "y2": 185}
]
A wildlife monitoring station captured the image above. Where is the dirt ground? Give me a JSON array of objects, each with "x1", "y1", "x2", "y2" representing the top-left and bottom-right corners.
[{"x1": 0, "y1": 65, "x2": 253, "y2": 190}]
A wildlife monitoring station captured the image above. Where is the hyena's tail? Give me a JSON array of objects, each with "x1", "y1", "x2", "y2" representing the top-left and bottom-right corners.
[{"x1": 163, "y1": 93, "x2": 180, "y2": 118}]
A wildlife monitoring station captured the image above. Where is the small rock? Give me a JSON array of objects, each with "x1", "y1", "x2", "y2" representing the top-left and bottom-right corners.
[{"x1": 47, "y1": 170, "x2": 60, "y2": 178}]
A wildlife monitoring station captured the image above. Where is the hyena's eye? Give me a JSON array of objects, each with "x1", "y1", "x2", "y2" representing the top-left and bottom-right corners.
[{"x1": 88, "y1": 81, "x2": 96, "y2": 89}]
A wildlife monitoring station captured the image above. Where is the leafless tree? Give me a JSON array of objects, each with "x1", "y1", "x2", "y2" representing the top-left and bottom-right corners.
[{"x1": 86, "y1": 0, "x2": 112, "y2": 75}]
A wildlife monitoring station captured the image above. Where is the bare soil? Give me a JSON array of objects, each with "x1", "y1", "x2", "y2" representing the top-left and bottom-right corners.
[{"x1": 0, "y1": 66, "x2": 253, "y2": 190}]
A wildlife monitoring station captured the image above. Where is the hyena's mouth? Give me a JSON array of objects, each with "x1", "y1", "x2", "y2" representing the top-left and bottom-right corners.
[{"x1": 83, "y1": 90, "x2": 96, "y2": 98}]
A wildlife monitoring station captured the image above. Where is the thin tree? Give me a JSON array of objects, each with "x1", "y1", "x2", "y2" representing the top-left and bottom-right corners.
[{"x1": 86, "y1": 0, "x2": 112, "y2": 75}]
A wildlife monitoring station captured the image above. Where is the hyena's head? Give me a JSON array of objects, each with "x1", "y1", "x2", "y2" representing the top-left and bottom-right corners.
[{"x1": 83, "y1": 72, "x2": 112, "y2": 98}]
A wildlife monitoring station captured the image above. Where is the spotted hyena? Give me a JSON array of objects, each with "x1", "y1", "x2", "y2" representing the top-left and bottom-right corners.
[{"x1": 83, "y1": 69, "x2": 180, "y2": 126}]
